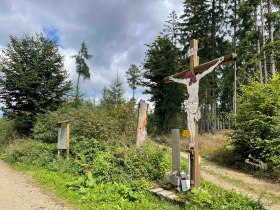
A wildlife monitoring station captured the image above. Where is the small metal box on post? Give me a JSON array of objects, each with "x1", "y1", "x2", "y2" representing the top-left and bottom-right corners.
[{"x1": 57, "y1": 120, "x2": 71, "y2": 160}]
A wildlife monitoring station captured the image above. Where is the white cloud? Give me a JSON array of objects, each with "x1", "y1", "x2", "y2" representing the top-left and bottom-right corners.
[{"x1": 0, "y1": 0, "x2": 184, "y2": 102}]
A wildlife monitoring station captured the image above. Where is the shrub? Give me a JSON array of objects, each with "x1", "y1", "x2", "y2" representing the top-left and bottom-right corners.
[
  {"x1": 230, "y1": 75, "x2": 280, "y2": 168},
  {"x1": 0, "y1": 117, "x2": 17, "y2": 145},
  {"x1": 4, "y1": 140, "x2": 56, "y2": 167},
  {"x1": 33, "y1": 101, "x2": 137, "y2": 144}
]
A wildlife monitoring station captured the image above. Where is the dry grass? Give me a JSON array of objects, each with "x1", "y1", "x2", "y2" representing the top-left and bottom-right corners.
[{"x1": 154, "y1": 130, "x2": 231, "y2": 157}]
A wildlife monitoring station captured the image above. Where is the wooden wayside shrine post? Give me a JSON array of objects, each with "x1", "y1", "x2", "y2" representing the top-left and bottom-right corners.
[
  {"x1": 136, "y1": 100, "x2": 148, "y2": 146},
  {"x1": 164, "y1": 39, "x2": 237, "y2": 189}
]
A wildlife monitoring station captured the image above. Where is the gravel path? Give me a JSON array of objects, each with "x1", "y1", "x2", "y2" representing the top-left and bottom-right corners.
[{"x1": 0, "y1": 160, "x2": 73, "y2": 210}]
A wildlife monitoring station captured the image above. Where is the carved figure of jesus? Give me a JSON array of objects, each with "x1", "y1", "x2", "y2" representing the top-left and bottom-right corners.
[{"x1": 169, "y1": 56, "x2": 224, "y2": 148}]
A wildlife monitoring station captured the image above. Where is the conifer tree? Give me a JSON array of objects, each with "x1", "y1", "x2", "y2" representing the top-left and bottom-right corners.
[
  {"x1": 100, "y1": 73, "x2": 125, "y2": 108},
  {"x1": 125, "y1": 64, "x2": 141, "y2": 101},
  {"x1": 178, "y1": 0, "x2": 231, "y2": 132},
  {"x1": 162, "y1": 10, "x2": 180, "y2": 45},
  {"x1": 72, "y1": 41, "x2": 93, "y2": 104},
  {"x1": 143, "y1": 36, "x2": 185, "y2": 133},
  {"x1": 0, "y1": 33, "x2": 71, "y2": 133}
]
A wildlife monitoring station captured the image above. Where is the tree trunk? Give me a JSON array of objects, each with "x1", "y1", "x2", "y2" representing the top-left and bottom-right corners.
[
  {"x1": 132, "y1": 88, "x2": 135, "y2": 101},
  {"x1": 233, "y1": 0, "x2": 238, "y2": 115},
  {"x1": 75, "y1": 72, "x2": 81, "y2": 102},
  {"x1": 211, "y1": 0, "x2": 217, "y2": 134},
  {"x1": 255, "y1": 7, "x2": 263, "y2": 82},
  {"x1": 268, "y1": 0, "x2": 276, "y2": 77},
  {"x1": 261, "y1": 0, "x2": 268, "y2": 83}
]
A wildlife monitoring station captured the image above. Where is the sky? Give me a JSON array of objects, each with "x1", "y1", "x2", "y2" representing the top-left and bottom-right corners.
[{"x1": 0, "y1": 0, "x2": 184, "y2": 103}]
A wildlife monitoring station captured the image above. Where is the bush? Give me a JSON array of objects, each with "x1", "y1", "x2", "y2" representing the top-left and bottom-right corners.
[
  {"x1": 33, "y1": 101, "x2": 137, "y2": 144},
  {"x1": 230, "y1": 75, "x2": 280, "y2": 168},
  {"x1": 4, "y1": 140, "x2": 56, "y2": 167},
  {"x1": 0, "y1": 117, "x2": 18, "y2": 145},
  {"x1": 3, "y1": 136, "x2": 265, "y2": 209}
]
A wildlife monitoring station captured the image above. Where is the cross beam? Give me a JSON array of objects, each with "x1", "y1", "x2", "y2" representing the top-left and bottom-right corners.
[{"x1": 164, "y1": 53, "x2": 237, "y2": 83}]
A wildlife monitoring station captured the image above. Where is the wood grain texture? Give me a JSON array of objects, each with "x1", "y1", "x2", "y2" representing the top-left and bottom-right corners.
[{"x1": 164, "y1": 53, "x2": 237, "y2": 83}]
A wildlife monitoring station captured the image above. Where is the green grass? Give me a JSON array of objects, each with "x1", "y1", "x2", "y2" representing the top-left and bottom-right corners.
[
  {"x1": 1, "y1": 138, "x2": 266, "y2": 210},
  {"x1": 11, "y1": 162, "x2": 182, "y2": 210}
]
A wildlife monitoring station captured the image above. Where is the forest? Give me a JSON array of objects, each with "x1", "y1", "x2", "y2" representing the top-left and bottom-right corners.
[{"x1": 0, "y1": 0, "x2": 279, "y2": 209}]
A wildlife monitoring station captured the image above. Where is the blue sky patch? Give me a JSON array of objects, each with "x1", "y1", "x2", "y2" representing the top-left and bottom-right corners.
[{"x1": 43, "y1": 27, "x2": 60, "y2": 44}]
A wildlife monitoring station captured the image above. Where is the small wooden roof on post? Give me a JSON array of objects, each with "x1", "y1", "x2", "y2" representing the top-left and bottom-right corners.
[{"x1": 57, "y1": 120, "x2": 71, "y2": 127}]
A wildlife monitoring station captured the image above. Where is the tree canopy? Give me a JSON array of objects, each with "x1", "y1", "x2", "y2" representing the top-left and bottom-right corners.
[
  {"x1": 72, "y1": 41, "x2": 93, "y2": 105},
  {"x1": 143, "y1": 36, "x2": 185, "y2": 133},
  {"x1": 0, "y1": 33, "x2": 71, "y2": 133}
]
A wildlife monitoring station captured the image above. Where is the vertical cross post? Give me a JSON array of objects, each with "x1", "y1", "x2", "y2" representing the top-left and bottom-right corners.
[{"x1": 189, "y1": 39, "x2": 200, "y2": 188}]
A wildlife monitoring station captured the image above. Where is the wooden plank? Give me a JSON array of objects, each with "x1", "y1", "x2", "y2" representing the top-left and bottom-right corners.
[
  {"x1": 194, "y1": 123, "x2": 200, "y2": 187},
  {"x1": 57, "y1": 120, "x2": 71, "y2": 126},
  {"x1": 66, "y1": 122, "x2": 70, "y2": 160},
  {"x1": 190, "y1": 39, "x2": 198, "y2": 73},
  {"x1": 164, "y1": 53, "x2": 237, "y2": 83},
  {"x1": 150, "y1": 188, "x2": 164, "y2": 193}
]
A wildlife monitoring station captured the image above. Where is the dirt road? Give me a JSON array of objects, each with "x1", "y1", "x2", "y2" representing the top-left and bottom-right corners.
[
  {"x1": 181, "y1": 151, "x2": 280, "y2": 210},
  {"x1": 0, "y1": 160, "x2": 72, "y2": 210},
  {"x1": 155, "y1": 142, "x2": 280, "y2": 210}
]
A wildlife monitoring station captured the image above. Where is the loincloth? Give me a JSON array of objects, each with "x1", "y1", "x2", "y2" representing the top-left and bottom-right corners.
[{"x1": 185, "y1": 101, "x2": 201, "y2": 121}]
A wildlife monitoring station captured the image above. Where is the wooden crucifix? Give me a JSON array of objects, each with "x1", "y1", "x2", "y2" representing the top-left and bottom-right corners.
[{"x1": 164, "y1": 39, "x2": 236, "y2": 188}]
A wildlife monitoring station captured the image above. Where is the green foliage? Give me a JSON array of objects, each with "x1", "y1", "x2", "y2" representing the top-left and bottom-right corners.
[
  {"x1": 185, "y1": 181, "x2": 265, "y2": 210},
  {"x1": 230, "y1": 75, "x2": 280, "y2": 168},
  {"x1": 125, "y1": 64, "x2": 142, "y2": 101},
  {"x1": 2, "y1": 133, "x2": 264, "y2": 209},
  {"x1": 2, "y1": 137, "x2": 183, "y2": 209},
  {"x1": 143, "y1": 36, "x2": 185, "y2": 133},
  {"x1": 161, "y1": 10, "x2": 180, "y2": 45},
  {"x1": 0, "y1": 33, "x2": 71, "y2": 134},
  {"x1": 0, "y1": 117, "x2": 17, "y2": 145},
  {"x1": 4, "y1": 140, "x2": 56, "y2": 167},
  {"x1": 100, "y1": 73, "x2": 125, "y2": 108},
  {"x1": 33, "y1": 101, "x2": 137, "y2": 144},
  {"x1": 72, "y1": 41, "x2": 93, "y2": 106}
]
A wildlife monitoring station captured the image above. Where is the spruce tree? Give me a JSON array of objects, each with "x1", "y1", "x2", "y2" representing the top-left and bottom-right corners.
[
  {"x1": 0, "y1": 33, "x2": 71, "y2": 134},
  {"x1": 72, "y1": 41, "x2": 93, "y2": 105},
  {"x1": 100, "y1": 73, "x2": 125, "y2": 108},
  {"x1": 143, "y1": 36, "x2": 185, "y2": 133},
  {"x1": 179, "y1": 0, "x2": 231, "y2": 132},
  {"x1": 125, "y1": 64, "x2": 141, "y2": 101}
]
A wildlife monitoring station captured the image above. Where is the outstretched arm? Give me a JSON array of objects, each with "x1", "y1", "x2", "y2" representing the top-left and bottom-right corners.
[
  {"x1": 196, "y1": 56, "x2": 224, "y2": 80},
  {"x1": 169, "y1": 76, "x2": 187, "y2": 84}
]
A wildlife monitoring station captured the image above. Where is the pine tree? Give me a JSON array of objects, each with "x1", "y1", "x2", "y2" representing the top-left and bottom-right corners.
[
  {"x1": 125, "y1": 64, "x2": 141, "y2": 101},
  {"x1": 162, "y1": 10, "x2": 180, "y2": 45},
  {"x1": 100, "y1": 73, "x2": 125, "y2": 108},
  {"x1": 143, "y1": 36, "x2": 185, "y2": 133},
  {"x1": 0, "y1": 33, "x2": 71, "y2": 133},
  {"x1": 178, "y1": 0, "x2": 231, "y2": 132},
  {"x1": 72, "y1": 41, "x2": 93, "y2": 105}
]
